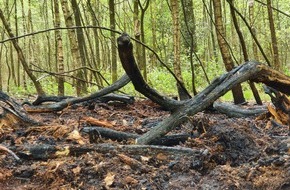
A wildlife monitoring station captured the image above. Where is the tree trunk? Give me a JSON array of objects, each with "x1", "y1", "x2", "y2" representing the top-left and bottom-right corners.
[
  {"x1": 53, "y1": 0, "x2": 65, "y2": 96},
  {"x1": 71, "y1": 0, "x2": 88, "y2": 81},
  {"x1": 0, "y1": 9, "x2": 45, "y2": 96},
  {"x1": 149, "y1": 4, "x2": 157, "y2": 67},
  {"x1": 86, "y1": 0, "x2": 103, "y2": 89},
  {"x1": 248, "y1": 0, "x2": 258, "y2": 61},
  {"x1": 212, "y1": 0, "x2": 245, "y2": 104},
  {"x1": 266, "y1": 0, "x2": 280, "y2": 71},
  {"x1": 60, "y1": 0, "x2": 86, "y2": 96},
  {"x1": 181, "y1": 0, "x2": 198, "y2": 95},
  {"x1": 228, "y1": 0, "x2": 262, "y2": 105},
  {"x1": 170, "y1": 0, "x2": 190, "y2": 100},
  {"x1": 139, "y1": 0, "x2": 149, "y2": 81},
  {"x1": 133, "y1": 0, "x2": 142, "y2": 71},
  {"x1": 135, "y1": 61, "x2": 290, "y2": 144},
  {"x1": 109, "y1": 0, "x2": 117, "y2": 82}
]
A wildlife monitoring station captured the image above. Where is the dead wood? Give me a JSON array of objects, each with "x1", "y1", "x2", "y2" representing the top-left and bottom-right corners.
[
  {"x1": 0, "y1": 144, "x2": 20, "y2": 161},
  {"x1": 24, "y1": 74, "x2": 131, "y2": 112},
  {"x1": 29, "y1": 93, "x2": 134, "y2": 106},
  {"x1": 15, "y1": 143, "x2": 202, "y2": 160},
  {"x1": 264, "y1": 86, "x2": 290, "y2": 126},
  {"x1": 135, "y1": 62, "x2": 290, "y2": 144},
  {"x1": 117, "y1": 33, "x2": 186, "y2": 111},
  {"x1": 81, "y1": 126, "x2": 191, "y2": 146},
  {"x1": 213, "y1": 102, "x2": 267, "y2": 117},
  {"x1": 251, "y1": 65, "x2": 290, "y2": 95},
  {"x1": 0, "y1": 91, "x2": 39, "y2": 127},
  {"x1": 116, "y1": 33, "x2": 290, "y2": 144}
]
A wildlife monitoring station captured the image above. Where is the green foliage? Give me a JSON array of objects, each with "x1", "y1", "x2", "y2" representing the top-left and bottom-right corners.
[{"x1": 0, "y1": 0, "x2": 289, "y2": 101}]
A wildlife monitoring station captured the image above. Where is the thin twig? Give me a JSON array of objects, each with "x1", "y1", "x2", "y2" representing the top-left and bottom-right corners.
[{"x1": 0, "y1": 144, "x2": 21, "y2": 161}]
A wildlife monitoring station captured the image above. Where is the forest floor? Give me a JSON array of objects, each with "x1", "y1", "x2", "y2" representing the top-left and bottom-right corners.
[{"x1": 0, "y1": 99, "x2": 289, "y2": 190}]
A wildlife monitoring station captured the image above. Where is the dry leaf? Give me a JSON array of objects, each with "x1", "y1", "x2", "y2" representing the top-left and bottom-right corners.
[
  {"x1": 81, "y1": 116, "x2": 114, "y2": 128},
  {"x1": 140, "y1": 156, "x2": 151, "y2": 162},
  {"x1": 72, "y1": 166, "x2": 81, "y2": 175},
  {"x1": 67, "y1": 129, "x2": 85, "y2": 144},
  {"x1": 125, "y1": 176, "x2": 138, "y2": 184},
  {"x1": 156, "y1": 153, "x2": 167, "y2": 161},
  {"x1": 104, "y1": 172, "x2": 115, "y2": 188}
]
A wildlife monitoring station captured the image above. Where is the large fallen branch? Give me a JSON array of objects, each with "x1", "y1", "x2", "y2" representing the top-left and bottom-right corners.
[
  {"x1": 135, "y1": 62, "x2": 290, "y2": 144},
  {"x1": 15, "y1": 143, "x2": 202, "y2": 160},
  {"x1": 81, "y1": 126, "x2": 191, "y2": 146},
  {"x1": 24, "y1": 74, "x2": 130, "y2": 112},
  {"x1": 117, "y1": 33, "x2": 186, "y2": 111},
  {"x1": 116, "y1": 33, "x2": 290, "y2": 145}
]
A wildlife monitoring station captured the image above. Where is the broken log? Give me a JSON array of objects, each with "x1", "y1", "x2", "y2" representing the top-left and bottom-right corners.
[{"x1": 264, "y1": 86, "x2": 290, "y2": 126}]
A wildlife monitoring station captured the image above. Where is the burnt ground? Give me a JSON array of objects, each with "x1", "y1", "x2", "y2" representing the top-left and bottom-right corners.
[{"x1": 0, "y1": 99, "x2": 289, "y2": 190}]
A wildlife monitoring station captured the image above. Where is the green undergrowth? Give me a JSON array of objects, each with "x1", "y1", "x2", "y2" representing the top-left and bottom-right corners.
[{"x1": 7, "y1": 69, "x2": 271, "y2": 102}]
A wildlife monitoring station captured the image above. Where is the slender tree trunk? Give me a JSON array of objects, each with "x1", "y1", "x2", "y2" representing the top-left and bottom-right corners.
[
  {"x1": 53, "y1": 0, "x2": 65, "y2": 96},
  {"x1": 248, "y1": 0, "x2": 258, "y2": 60},
  {"x1": 212, "y1": 0, "x2": 245, "y2": 104},
  {"x1": 209, "y1": 1, "x2": 218, "y2": 63},
  {"x1": 139, "y1": 0, "x2": 149, "y2": 81},
  {"x1": 228, "y1": 0, "x2": 262, "y2": 105},
  {"x1": 149, "y1": 4, "x2": 157, "y2": 67},
  {"x1": 266, "y1": 0, "x2": 280, "y2": 70},
  {"x1": 171, "y1": 0, "x2": 188, "y2": 100},
  {"x1": 0, "y1": 31, "x2": 3, "y2": 91},
  {"x1": 71, "y1": 0, "x2": 88, "y2": 80},
  {"x1": 109, "y1": 0, "x2": 117, "y2": 82},
  {"x1": 60, "y1": 0, "x2": 86, "y2": 96},
  {"x1": 133, "y1": 0, "x2": 142, "y2": 70},
  {"x1": 181, "y1": 0, "x2": 197, "y2": 95},
  {"x1": 0, "y1": 8, "x2": 45, "y2": 95}
]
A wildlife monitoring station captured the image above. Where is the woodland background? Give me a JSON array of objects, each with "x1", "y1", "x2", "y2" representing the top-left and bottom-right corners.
[{"x1": 0, "y1": 0, "x2": 289, "y2": 100}]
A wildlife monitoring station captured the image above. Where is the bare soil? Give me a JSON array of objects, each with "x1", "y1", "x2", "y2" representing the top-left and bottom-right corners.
[{"x1": 0, "y1": 99, "x2": 289, "y2": 189}]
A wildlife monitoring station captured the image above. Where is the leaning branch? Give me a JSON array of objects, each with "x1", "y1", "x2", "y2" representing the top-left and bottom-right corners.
[
  {"x1": 136, "y1": 62, "x2": 290, "y2": 144},
  {"x1": 117, "y1": 33, "x2": 186, "y2": 111}
]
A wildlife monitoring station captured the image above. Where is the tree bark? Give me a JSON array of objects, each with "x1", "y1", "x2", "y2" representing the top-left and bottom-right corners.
[
  {"x1": 138, "y1": 0, "x2": 150, "y2": 81},
  {"x1": 181, "y1": 0, "x2": 198, "y2": 95}
]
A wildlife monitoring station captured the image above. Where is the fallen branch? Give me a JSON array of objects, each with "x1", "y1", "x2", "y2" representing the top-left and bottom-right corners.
[
  {"x1": 81, "y1": 126, "x2": 191, "y2": 146},
  {"x1": 15, "y1": 143, "x2": 203, "y2": 160},
  {"x1": 24, "y1": 74, "x2": 131, "y2": 112},
  {"x1": 117, "y1": 33, "x2": 187, "y2": 111},
  {"x1": 213, "y1": 102, "x2": 267, "y2": 117},
  {"x1": 135, "y1": 62, "x2": 290, "y2": 144}
]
